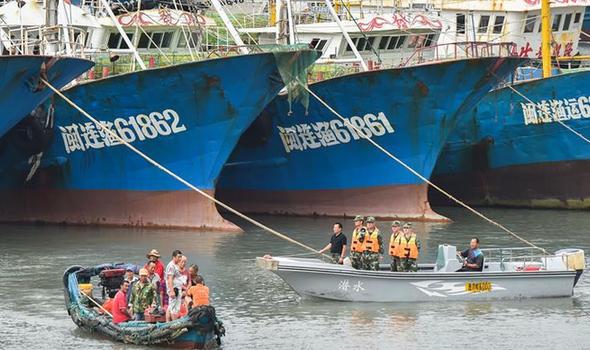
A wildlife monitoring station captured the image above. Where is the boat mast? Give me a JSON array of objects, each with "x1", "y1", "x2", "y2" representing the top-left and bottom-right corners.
[
  {"x1": 541, "y1": 0, "x2": 552, "y2": 78},
  {"x1": 44, "y1": 0, "x2": 59, "y2": 54},
  {"x1": 209, "y1": 0, "x2": 248, "y2": 54},
  {"x1": 323, "y1": 0, "x2": 368, "y2": 71}
]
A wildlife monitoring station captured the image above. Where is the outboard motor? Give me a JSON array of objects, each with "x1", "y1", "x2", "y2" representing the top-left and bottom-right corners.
[
  {"x1": 555, "y1": 248, "x2": 586, "y2": 286},
  {"x1": 434, "y1": 244, "x2": 463, "y2": 272}
]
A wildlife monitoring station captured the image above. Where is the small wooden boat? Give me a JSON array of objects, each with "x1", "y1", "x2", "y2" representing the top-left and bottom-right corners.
[
  {"x1": 257, "y1": 245, "x2": 586, "y2": 302},
  {"x1": 63, "y1": 263, "x2": 224, "y2": 349}
]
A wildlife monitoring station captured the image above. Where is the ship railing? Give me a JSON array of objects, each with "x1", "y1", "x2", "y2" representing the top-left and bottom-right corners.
[
  {"x1": 2, "y1": 25, "x2": 87, "y2": 57},
  {"x1": 399, "y1": 41, "x2": 518, "y2": 67},
  {"x1": 480, "y1": 247, "x2": 550, "y2": 266}
]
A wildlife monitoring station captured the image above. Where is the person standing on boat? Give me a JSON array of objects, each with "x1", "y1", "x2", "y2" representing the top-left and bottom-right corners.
[
  {"x1": 145, "y1": 249, "x2": 165, "y2": 281},
  {"x1": 396, "y1": 222, "x2": 420, "y2": 272},
  {"x1": 146, "y1": 260, "x2": 163, "y2": 308},
  {"x1": 165, "y1": 250, "x2": 184, "y2": 322},
  {"x1": 128, "y1": 268, "x2": 156, "y2": 321},
  {"x1": 361, "y1": 217, "x2": 383, "y2": 271},
  {"x1": 456, "y1": 238, "x2": 484, "y2": 272},
  {"x1": 388, "y1": 221, "x2": 403, "y2": 272},
  {"x1": 318, "y1": 222, "x2": 347, "y2": 264},
  {"x1": 350, "y1": 215, "x2": 366, "y2": 269},
  {"x1": 112, "y1": 280, "x2": 131, "y2": 324}
]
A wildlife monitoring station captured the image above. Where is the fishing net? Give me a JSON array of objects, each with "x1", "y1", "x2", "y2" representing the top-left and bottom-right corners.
[{"x1": 270, "y1": 45, "x2": 320, "y2": 114}]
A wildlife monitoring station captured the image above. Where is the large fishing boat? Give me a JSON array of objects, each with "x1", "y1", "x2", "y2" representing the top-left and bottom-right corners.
[
  {"x1": 257, "y1": 245, "x2": 585, "y2": 302},
  {"x1": 426, "y1": 0, "x2": 590, "y2": 209},
  {"x1": 0, "y1": 0, "x2": 320, "y2": 230},
  {"x1": 216, "y1": 2, "x2": 524, "y2": 221}
]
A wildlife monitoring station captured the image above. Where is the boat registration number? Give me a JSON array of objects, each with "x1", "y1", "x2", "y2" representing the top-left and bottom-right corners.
[{"x1": 465, "y1": 281, "x2": 492, "y2": 293}]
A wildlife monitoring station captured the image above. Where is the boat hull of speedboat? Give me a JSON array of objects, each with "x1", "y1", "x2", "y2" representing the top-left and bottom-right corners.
[{"x1": 257, "y1": 253, "x2": 583, "y2": 302}]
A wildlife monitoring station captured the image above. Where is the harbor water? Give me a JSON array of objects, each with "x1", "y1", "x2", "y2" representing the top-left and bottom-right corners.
[{"x1": 1, "y1": 207, "x2": 589, "y2": 349}]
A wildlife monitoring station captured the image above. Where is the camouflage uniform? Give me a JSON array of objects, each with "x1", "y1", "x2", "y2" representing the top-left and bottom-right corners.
[
  {"x1": 360, "y1": 225, "x2": 383, "y2": 271},
  {"x1": 350, "y1": 251, "x2": 363, "y2": 269},
  {"x1": 390, "y1": 257, "x2": 401, "y2": 272},
  {"x1": 397, "y1": 235, "x2": 421, "y2": 272},
  {"x1": 129, "y1": 281, "x2": 156, "y2": 314}
]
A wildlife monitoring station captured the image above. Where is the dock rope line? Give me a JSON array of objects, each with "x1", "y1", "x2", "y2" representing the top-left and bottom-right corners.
[
  {"x1": 41, "y1": 78, "x2": 326, "y2": 258},
  {"x1": 295, "y1": 78, "x2": 548, "y2": 253}
]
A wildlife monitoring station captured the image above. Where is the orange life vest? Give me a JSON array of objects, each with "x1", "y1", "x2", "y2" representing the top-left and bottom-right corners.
[
  {"x1": 397, "y1": 234, "x2": 419, "y2": 259},
  {"x1": 188, "y1": 284, "x2": 210, "y2": 306},
  {"x1": 363, "y1": 228, "x2": 380, "y2": 253},
  {"x1": 389, "y1": 231, "x2": 402, "y2": 256},
  {"x1": 350, "y1": 227, "x2": 364, "y2": 253}
]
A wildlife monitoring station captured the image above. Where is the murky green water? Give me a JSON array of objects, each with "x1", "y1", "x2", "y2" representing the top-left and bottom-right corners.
[{"x1": 1, "y1": 207, "x2": 589, "y2": 349}]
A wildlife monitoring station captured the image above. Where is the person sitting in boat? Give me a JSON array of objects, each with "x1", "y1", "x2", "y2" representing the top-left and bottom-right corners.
[
  {"x1": 145, "y1": 249, "x2": 165, "y2": 281},
  {"x1": 112, "y1": 280, "x2": 131, "y2": 324},
  {"x1": 388, "y1": 221, "x2": 403, "y2": 272},
  {"x1": 187, "y1": 275, "x2": 210, "y2": 309},
  {"x1": 318, "y1": 222, "x2": 347, "y2": 264},
  {"x1": 165, "y1": 250, "x2": 185, "y2": 322},
  {"x1": 361, "y1": 217, "x2": 383, "y2": 271},
  {"x1": 350, "y1": 215, "x2": 366, "y2": 269},
  {"x1": 189, "y1": 264, "x2": 200, "y2": 287},
  {"x1": 396, "y1": 222, "x2": 420, "y2": 272},
  {"x1": 456, "y1": 238, "x2": 484, "y2": 272},
  {"x1": 128, "y1": 268, "x2": 156, "y2": 321}
]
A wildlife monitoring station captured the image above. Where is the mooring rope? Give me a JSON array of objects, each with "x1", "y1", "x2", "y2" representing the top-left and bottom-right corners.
[
  {"x1": 295, "y1": 78, "x2": 547, "y2": 253},
  {"x1": 41, "y1": 78, "x2": 326, "y2": 257}
]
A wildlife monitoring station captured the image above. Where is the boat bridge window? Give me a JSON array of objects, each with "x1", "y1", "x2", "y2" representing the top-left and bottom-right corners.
[
  {"x1": 378, "y1": 36, "x2": 390, "y2": 50},
  {"x1": 562, "y1": 13, "x2": 572, "y2": 31},
  {"x1": 356, "y1": 37, "x2": 367, "y2": 51},
  {"x1": 523, "y1": 15, "x2": 536, "y2": 33},
  {"x1": 423, "y1": 33, "x2": 436, "y2": 47},
  {"x1": 137, "y1": 32, "x2": 174, "y2": 49},
  {"x1": 309, "y1": 38, "x2": 328, "y2": 51},
  {"x1": 177, "y1": 32, "x2": 201, "y2": 49},
  {"x1": 574, "y1": 12, "x2": 582, "y2": 24},
  {"x1": 552, "y1": 14, "x2": 562, "y2": 32},
  {"x1": 492, "y1": 15, "x2": 505, "y2": 34},
  {"x1": 478, "y1": 15, "x2": 490, "y2": 33},
  {"x1": 365, "y1": 36, "x2": 375, "y2": 51},
  {"x1": 456, "y1": 13, "x2": 466, "y2": 34},
  {"x1": 107, "y1": 32, "x2": 134, "y2": 49},
  {"x1": 387, "y1": 35, "x2": 406, "y2": 50}
]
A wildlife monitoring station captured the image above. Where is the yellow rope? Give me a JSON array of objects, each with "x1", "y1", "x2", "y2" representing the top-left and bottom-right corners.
[{"x1": 41, "y1": 78, "x2": 324, "y2": 257}]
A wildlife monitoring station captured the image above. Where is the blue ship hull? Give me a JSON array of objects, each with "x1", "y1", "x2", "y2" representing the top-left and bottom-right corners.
[
  {"x1": 217, "y1": 57, "x2": 524, "y2": 221},
  {"x1": 0, "y1": 55, "x2": 93, "y2": 137},
  {"x1": 0, "y1": 50, "x2": 319, "y2": 230},
  {"x1": 431, "y1": 69, "x2": 590, "y2": 209}
]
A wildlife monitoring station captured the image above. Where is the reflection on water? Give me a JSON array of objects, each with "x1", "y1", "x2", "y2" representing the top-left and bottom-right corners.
[{"x1": 0, "y1": 207, "x2": 589, "y2": 349}]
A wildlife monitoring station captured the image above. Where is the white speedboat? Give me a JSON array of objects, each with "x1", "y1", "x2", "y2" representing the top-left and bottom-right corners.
[{"x1": 257, "y1": 245, "x2": 585, "y2": 302}]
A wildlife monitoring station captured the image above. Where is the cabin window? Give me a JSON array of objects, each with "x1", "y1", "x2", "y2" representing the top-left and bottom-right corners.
[
  {"x1": 552, "y1": 14, "x2": 562, "y2": 32},
  {"x1": 378, "y1": 36, "x2": 390, "y2": 50},
  {"x1": 356, "y1": 37, "x2": 367, "y2": 51},
  {"x1": 387, "y1": 36, "x2": 406, "y2": 50},
  {"x1": 478, "y1": 15, "x2": 490, "y2": 33},
  {"x1": 107, "y1": 33, "x2": 121, "y2": 49},
  {"x1": 396, "y1": 35, "x2": 406, "y2": 49},
  {"x1": 365, "y1": 37, "x2": 375, "y2": 51},
  {"x1": 161, "y1": 32, "x2": 173, "y2": 48},
  {"x1": 492, "y1": 15, "x2": 505, "y2": 34},
  {"x1": 177, "y1": 32, "x2": 200, "y2": 48},
  {"x1": 562, "y1": 13, "x2": 572, "y2": 31},
  {"x1": 151, "y1": 33, "x2": 163, "y2": 48},
  {"x1": 118, "y1": 33, "x2": 133, "y2": 49},
  {"x1": 424, "y1": 33, "x2": 436, "y2": 47},
  {"x1": 524, "y1": 15, "x2": 536, "y2": 33},
  {"x1": 456, "y1": 13, "x2": 466, "y2": 34},
  {"x1": 345, "y1": 38, "x2": 358, "y2": 52},
  {"x1": 408, "y1": 35, "x2": 427, "y2": 48},
  {"x1": 138, "y1": 33, "x2": 150, "y2": 48},
  {"x1": 574, "y1": 12, "x2": 581, "y2": 24}
]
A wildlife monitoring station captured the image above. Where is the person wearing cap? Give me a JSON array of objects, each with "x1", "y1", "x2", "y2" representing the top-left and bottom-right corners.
[
  {"x1": 396, "y1": 222, "x2": 421, "y2": 272},
  {"x1": 125, "y1": 267, "x2": 139, "y2": 305},
  {"x1": 318, "y1": 222, "x2": 347, "y2": 264},
  {"x1": 128, "y1": 268, "x2": 156, "y2": 321},
  {"x1": 361, "y1": 216, "x2": 383, "y2": 271},
  {"x1": 349, "y1": 215, "x2": 366, "y2": 269},
  {"x1": 388, "y1": 221, "x2": 403, "y2": 272},
  {"x1": 145, "y1": 249, "x2": 165, "y2": 281}
]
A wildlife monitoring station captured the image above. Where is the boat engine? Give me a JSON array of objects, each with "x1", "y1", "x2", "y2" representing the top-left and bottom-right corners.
[{"x1": 98, "y1": 268, "x2": 126, "y2": 299}]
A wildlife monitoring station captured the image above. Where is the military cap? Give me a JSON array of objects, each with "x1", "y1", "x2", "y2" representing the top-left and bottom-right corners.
[
  {"x1": 366, "y1": 216, "x2": 376, "y2": 223},
  {"x1": 403, "y1": 222, "x2": 412, "y2": 228},
  {"x1": 391, "y1": 220, "x2": 402, "y2": 227},
  {"x1": 353, "y1": 215, "x2": 365, "y2": 221}
]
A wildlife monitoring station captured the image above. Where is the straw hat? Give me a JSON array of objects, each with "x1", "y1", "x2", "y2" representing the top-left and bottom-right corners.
[{"x1": 146, "y1": 249, "x2": 161, "y2": 258}]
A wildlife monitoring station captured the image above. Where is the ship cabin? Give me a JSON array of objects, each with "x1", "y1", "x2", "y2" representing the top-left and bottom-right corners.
[{"x1": 240, "y1": 8, "x2": 443, "y2": 67}]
